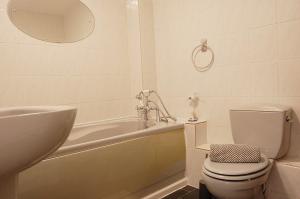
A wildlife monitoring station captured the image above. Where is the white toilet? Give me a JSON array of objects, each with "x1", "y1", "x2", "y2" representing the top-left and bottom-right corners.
[{"x1": 202, "y1": 105, "x2": 292, "y2": 199}]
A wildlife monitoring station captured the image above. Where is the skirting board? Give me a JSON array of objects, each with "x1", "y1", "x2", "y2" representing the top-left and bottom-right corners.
[{"x1": 142, "y1": 177, "x2": 188, "y2": 199}]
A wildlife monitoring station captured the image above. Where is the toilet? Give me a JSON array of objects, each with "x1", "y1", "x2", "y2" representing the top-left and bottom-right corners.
[{"x1": 202, "y1": 105, "x2": 292, "y2": 199}]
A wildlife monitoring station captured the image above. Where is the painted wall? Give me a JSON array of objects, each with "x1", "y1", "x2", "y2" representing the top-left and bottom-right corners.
[
  {"x1": 0, "y1": 0, "x2": 140, "y2": 124},
  {"x1": 151, "y1": 0, "x2": 300, "y2": 160}
]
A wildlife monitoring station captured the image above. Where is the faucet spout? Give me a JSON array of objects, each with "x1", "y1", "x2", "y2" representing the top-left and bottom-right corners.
[{"x1": 136, "y1": 90, "x2": 176, "y2": 123}]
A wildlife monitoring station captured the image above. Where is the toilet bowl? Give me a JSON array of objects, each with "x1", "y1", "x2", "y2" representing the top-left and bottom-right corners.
[
  {"x1": 202, "y1": 155, "x2": 273, "y2": 199},
  {"x1": 201, "y1": 105, "x2": 292, "y2": 199}
]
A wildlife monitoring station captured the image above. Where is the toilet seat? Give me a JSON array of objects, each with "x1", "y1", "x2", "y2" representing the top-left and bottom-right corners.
[{"x1": 203, "y1": 154, "x2": 272, "y2": 181}]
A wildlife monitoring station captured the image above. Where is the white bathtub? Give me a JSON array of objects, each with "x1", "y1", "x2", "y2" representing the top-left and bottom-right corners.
[
  {"x1": 53, "y1": 118, "x2": 184, "y2": 157},
  {"x1": 18, "y1": 118, "x2": 186, "y2": 199}
]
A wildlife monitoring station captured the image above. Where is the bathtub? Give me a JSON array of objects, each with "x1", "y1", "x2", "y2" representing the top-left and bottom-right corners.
[
  {"x1": 56, "y1": 118, "x2": 184, "y2": 157},
  {"x1": 17, "y1": 118, "x2": 186, "y2": 199},
  {"x1": 266, "y1": 159, "x2": 300, "y2": 199}
]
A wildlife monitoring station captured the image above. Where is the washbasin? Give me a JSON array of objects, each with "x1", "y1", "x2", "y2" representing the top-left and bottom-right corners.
[{"x1": 0, "y1": 106, "x2": 77, "y2": 178}]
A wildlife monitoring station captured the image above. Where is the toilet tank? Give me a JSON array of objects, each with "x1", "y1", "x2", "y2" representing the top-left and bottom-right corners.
[{"x1": 230, "y1": 105, "x2": 292, "y2": 159}]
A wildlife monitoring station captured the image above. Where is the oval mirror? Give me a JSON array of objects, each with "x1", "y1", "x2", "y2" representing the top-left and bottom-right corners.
[{"x1": 7, "y1": 0, "x2": 95, "y2": 43}]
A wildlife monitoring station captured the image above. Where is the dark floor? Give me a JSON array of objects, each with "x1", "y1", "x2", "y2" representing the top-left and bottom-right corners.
[
  {"x1": 162, "y1": 186, "x2": 199, "y2": 199},
  {"x1": 162, "y1": 184, "x2": 216, "y2": 199}
]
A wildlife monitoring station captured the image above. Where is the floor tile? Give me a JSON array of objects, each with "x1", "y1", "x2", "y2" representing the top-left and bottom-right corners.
[
  {"x1": 163, "y1": 185, "x2": 215, "y2": 199},
  {"x1": 183, "y1": 190, "x2": 199, "y2": 199},
  {"x1": 182, "y1": 185, "x2": 197, "y2": 193},
  {"x1": 162, "y1": 189, "x2": 189, "y2": 199}
]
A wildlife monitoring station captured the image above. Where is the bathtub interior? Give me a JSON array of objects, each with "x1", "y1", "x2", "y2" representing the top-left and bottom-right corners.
[
  {"x1": 17, "y1": 128, "x2": 186, "y2": 199},
  {"x1": 64, "y1": 119, "x2": 156, "y2": 147}
]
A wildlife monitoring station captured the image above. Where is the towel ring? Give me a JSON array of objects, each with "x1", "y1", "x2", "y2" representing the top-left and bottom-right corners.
[{"x1": 192, "y1": 39, "x2": 214, "y2": 72}]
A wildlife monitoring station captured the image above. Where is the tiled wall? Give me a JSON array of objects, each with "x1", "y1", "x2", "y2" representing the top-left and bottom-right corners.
[
  {"x1": 151, "y1": 0, "x2": 300, "y2": 159},
  {"x1": 0, "y1": 0, "x2": 139, "y2": 124},
  {"x1": 139, "y1": 0, "x2": 157, "y2": 90}
]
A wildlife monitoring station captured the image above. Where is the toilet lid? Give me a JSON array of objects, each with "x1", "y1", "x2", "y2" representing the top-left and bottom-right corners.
[{"x1": 204, "y1": 154, "x2": 269, "y2": 176}]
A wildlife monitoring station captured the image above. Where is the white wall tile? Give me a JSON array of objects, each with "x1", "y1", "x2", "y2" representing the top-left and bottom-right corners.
[
  {"x1": 0, "y1": 77, "x2": 26, "y2": 106},
  {"x1": 248, "y1": 25, "x2": 276, "y2": 62},
  {"x1": 77, "y1": 102, "x2": 105, "y2": 123},
  {"x1": 230, "y1": 67, "x2": 253, "y2": 97},
  {"x1": 0, "y1": 0, "x2": 138, "y2": 124},
  {"x1": 277, "y1": 0, "x2": 300, "y2": 22},
  {"x1": 150, "y1": 1, "x2": 300, "y2": 197},
  {"x1": 248, "y1": 0, "x2": 276, "y2": 28},
  {"x1": 278, "y1": 20, "x2": 300, "y2": 59},
  {"x1": 278, "y1": 59, "x2": 300, "y2": 97},
  {"x1": 0, "y1": 43, "x2": 17, "y2": 75},
  {"x1": 151, "y1": 0, "x2": 300, "y2": 163},
  {"x1": 252, "y1": 62, "x2": 278, "y2": 97},
  {"x1": 206, "y1": 68, "x2": 232, "y2": 97},
  {"x1": 214, "y1": 34, "x2": 249, "y2": 67},
  {"x1": 207, "y1": 125, "x2": 234, "y2": 144},
  {"x1": 0, "y1": 8, "x2": 17, "y2": 43}
]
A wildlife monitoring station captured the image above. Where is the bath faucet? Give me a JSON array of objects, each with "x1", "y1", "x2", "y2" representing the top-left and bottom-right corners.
[{"x1": 136, "y1": 90, "x2": 176, "y2": 122}]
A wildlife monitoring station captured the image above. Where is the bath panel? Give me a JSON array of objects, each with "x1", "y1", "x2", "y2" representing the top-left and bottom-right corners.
[{"x1": 18, "y1": 128, "x2": 185, "y2": 199}]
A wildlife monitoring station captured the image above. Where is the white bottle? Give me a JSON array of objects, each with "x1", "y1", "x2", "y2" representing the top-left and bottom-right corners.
[{"x1": 188, "y1": 94, "x2": 199, "y2": 122}]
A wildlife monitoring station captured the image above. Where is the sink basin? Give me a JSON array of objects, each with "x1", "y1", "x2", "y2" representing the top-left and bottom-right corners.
[{"x1": 0, "y1": 106, "x2": 77, "y2": 178}]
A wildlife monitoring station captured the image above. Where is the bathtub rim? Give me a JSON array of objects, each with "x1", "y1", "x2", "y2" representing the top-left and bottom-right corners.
[{"x1": 50, "y1": 117, "x2": 184, "y2": 158}]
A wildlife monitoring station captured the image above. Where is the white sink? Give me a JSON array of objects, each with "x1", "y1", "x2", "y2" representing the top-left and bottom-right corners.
[{"x1": 0, "y1": 106, "x2": 77, "y2": 178}]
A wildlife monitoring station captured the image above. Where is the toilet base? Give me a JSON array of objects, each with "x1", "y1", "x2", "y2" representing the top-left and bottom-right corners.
[{"x1": 202, "y1": 172, "x2": 268, "y2": 199}]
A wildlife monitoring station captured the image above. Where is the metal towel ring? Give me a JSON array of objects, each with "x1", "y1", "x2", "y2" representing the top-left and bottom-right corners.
[{"x1": 192, "y1": 39, "x2": 214, "y2": 72}]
